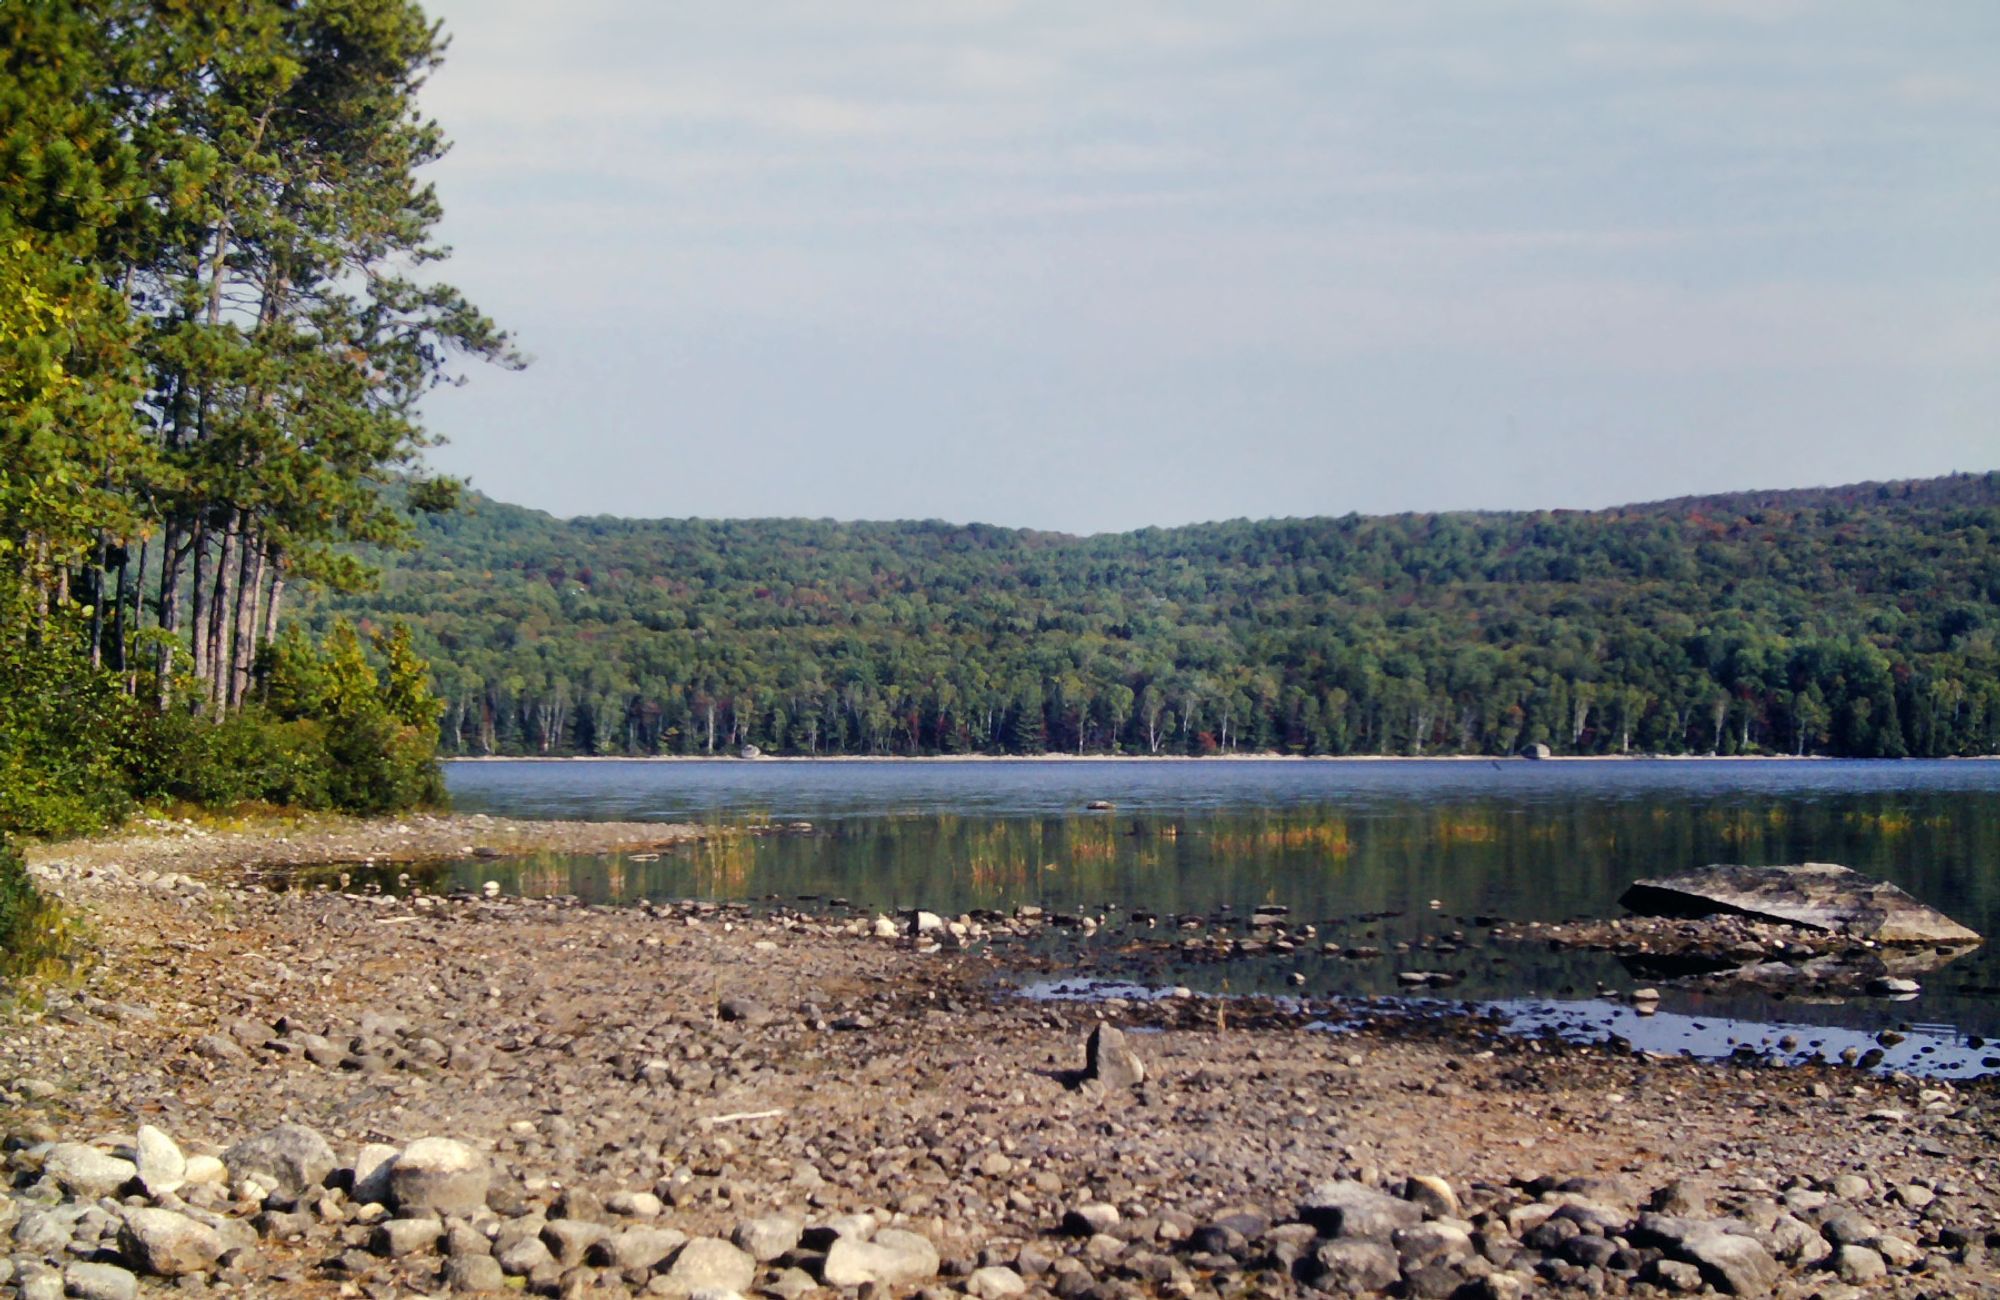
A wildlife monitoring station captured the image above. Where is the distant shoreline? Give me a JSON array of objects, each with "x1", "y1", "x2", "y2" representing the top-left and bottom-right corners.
[{"x1": 441, "y1": 752, "x2": 1991, "y2": 764}]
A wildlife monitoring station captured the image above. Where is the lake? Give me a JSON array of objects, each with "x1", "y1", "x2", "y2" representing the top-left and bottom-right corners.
[{"x1": 430, "y1": 757, "x2": 2000, "y2": 1075}]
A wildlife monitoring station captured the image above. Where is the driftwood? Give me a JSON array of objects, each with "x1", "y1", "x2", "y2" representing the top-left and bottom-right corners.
[{"x1": 698, "y1": 1109, "x2": 786, "y2": 1128}]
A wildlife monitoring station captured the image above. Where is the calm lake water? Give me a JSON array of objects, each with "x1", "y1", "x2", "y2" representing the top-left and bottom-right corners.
[{"x1": 431, "y1": 758, "x2": 2000, "y2": 1076}]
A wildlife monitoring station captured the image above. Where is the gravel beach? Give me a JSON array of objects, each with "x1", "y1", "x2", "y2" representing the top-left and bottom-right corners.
[{"x1": 1, "y1": 816, "x2": 1995, "y2": 1298}]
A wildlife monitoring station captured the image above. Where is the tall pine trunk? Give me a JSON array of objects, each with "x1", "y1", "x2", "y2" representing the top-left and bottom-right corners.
[
  {"x1": 229, "y1": 518, "x2": 261, "y2": 707},
  {"x1": 155, "y1": 524, "x2": 182, "y2": 709},
  {"x1": 206, "y1": 518, "x2": 236, "y2": 715},
  {"x1": 262, "y1": 557, "x2": 285, "y2": 645},
  {"x1": 187, "y1": 520, "x2": 208, "y2": 704}
]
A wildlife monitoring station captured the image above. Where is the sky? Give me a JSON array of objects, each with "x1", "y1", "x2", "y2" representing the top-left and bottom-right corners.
[{"x1": 412, "y1": 0, "x2": 2000, "y2": 534}]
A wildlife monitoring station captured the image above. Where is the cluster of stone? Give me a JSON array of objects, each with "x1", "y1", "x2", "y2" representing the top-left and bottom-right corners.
[
  {"x1": 1, "y1": 1121, "x2": 948, "y2": 1297},
  {"x1": 1013, "y1": 1167, "x2": 1985, "y2": 1299}
]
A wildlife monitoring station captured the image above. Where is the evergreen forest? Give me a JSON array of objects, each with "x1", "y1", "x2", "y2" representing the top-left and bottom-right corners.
[{"x1": 305, "y1": 472, "x2": 2000, "y2": 762}]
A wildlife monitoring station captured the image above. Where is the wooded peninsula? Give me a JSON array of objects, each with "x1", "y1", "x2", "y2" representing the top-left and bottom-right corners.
[{"x1": 304, "y1": 472, "x2": 2000, "y2": 763}]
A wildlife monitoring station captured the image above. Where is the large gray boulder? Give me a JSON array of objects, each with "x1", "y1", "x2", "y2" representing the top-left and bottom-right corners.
[
  {"x1": 1085, "y1": 1024, "x2": 1144, "y2": 1089},
  {"x1": 732, "y1": 1214, "x2": 802, "y2": 1262},
  {"x1": 1631, "y1": 1213, "x2": 1782, "y2": 1296},
  {"x1": 1310, "y1": 1239, "x2": 1401, "y2": 1293},
  {"x1": 1300, "y1": 1180, "x2": 1424, "y2": 1238},
  {"x1": 388, "y1": 1138, "x2": 489, "y2": 1217},
  {"x1": 62, "y1": 1262, "x2": 137, "y2": 1300},
  {"x1": 41, "y1": 1144, "x2": 135, "y2": 1199},
  {"x1": 657, "y1": 1237, "x2": 757, "y2": 1297},
  {"x1": 597, "y1": 1225, "x2": 686, "y2": 1271},
  {"x1": 1620, "y1": 863, "x2": 1980, "y2": 945},
  {"x1": 222, "y1": 1124, "x2": 335, "y2": 1196},
  {"x1": 1681, "y1": 1231, "x2": 1781, "y2": 1296},
  {"x1": 118, "y1": 1207, "x2": 224, "y2": 1277},
  {"x1": 444, "y1": 1254, "x2": 506, "y2": 1292},
  {"x1": 821, "y1": 1228, "x2": 940, "y2": 1287}
]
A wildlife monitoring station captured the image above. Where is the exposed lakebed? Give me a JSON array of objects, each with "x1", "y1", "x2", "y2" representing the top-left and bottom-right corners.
[{"x1": 413, "y1": 758, "x2": 2000, "y2": 1074}]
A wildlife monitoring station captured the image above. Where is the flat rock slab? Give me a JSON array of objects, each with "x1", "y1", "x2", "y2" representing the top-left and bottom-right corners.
[
  {"x1": 1299, "y1": 1179, "x2": 1424, "y2": 1238},
  {"x1": 1620, "y1": 863, "x2": 1980, "y2": 946}
]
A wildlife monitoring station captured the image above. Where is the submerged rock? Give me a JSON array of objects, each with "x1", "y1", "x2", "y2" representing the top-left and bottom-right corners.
[{"x1": 1620, "y1": 863, "x2": 1980, "y2": 945}]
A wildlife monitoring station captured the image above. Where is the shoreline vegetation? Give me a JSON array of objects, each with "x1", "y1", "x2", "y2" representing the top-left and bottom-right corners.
[
  {"x1": 0, "y1": 1, "x2": 515, "y2": 848},
  {"x1": 21, "y1": 811, "x2": 702, "y2": 880},
  {"x1": 0, "y1": 814, "x2": 1992, "y2": 1297}
]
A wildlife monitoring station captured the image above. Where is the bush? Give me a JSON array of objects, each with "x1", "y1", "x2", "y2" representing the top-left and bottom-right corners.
[
  {"x1": 321, "y1": 708, "x2": 446, "y2": 814},
  {"x1": 0, "y1": 615, "x2": 138, "y2": 838},
  {"x1": 258, "y1": 619, "x2": 446, "y2": 814},
  {"x1": 124, "y1": 619, "x2": 448, "y2": 817},
  {"x1": 2, "y1": 614, "x2": 446, "y2": 837},
  {"x1": 126, "y1": 708, "x2": 333, "y2": 811},
  {"x1": 0, "y1": 837, "x2": 71, "y2": 975}
]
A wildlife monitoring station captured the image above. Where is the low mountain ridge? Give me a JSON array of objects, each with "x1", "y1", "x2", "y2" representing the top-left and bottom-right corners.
[{"x1": 302, "y1": 471, "x2": 2000, "y2": 759}]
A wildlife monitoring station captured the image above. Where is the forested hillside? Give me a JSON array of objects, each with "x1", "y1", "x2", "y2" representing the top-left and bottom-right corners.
[{"x1": 303, "y1": 473, "x2": 2000, "y2": 760}]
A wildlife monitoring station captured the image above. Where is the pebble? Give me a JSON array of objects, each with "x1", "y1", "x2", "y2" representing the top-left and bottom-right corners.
[
  {"x1": 610, "y1": 1188, "x2": 666, "y2": 1218},
  {"x1": 965, "y1": 1264, "x2": 1028, "y2": 1298},
  {"x1": 133, "y1": 1125, "x2": 185, "y2": 1197}
]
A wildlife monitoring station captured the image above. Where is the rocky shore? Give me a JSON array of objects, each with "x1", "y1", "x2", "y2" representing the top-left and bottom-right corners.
[{"x1": 1, "y1": 820, "x2": 1997, "y2": 1298}]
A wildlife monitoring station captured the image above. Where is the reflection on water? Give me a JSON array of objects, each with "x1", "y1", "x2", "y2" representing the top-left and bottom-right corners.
[
  {"x1": 424, "y1": 759, "x2": 2000, "y2": 1059},
  {"x1": 1020, "y1": 979, "x2": 2000, "y2": 1080}
]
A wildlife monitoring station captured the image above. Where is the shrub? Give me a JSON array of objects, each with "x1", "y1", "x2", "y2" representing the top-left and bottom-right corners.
[
  {"x1": 3, "y1": 614, "x2": 445, "y2": 836},
  {"x1": 126, "y1": 708, "x2": 333, "y2": 811},
  {"x1": 0, "y1": 615, "x2": 137, "y2": 838},
  {"x1": 0, "y1": 837, "x2": 73, "y2": 977},
  {"x1": 321, "y1": 708, "x2": 446, "y2": 814}
]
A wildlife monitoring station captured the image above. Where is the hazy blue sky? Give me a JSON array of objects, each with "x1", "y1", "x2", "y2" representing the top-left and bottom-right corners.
[{"x1": 414, "y1": 1, "x2": 1999, "y2": 533}]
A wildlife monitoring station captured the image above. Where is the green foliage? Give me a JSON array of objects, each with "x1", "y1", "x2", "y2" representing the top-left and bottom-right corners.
[
  {"x1": 0, "y1": 836, "x2": 76, "y2": 976},
  {"x1": 310, "y1": 472, "x2": 2000, "y2": 760},
  {"x1": 319, "y1": 705, "x2": 445, "y2": 814},
  {"x1": 373, "y1": 622, "x2": 445, "y2": 730},
  {"x1": 0, "y1": 0, "x2": 498, "y2": 839},
  {"x1": 126, "y1": 708, "x2": 329, "y2": 811},
  {"x1": 256, "y1": 624, "x2": 335, "y2": 721},
  {"x1": 126, "y1": 620, "x2": 446, "y2": 816},
  {"x1": 0, "y1": 602, "x2": 137, "y2": 838}
]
